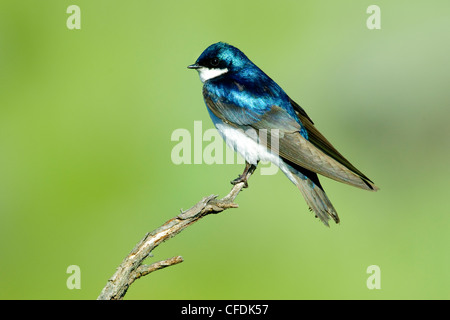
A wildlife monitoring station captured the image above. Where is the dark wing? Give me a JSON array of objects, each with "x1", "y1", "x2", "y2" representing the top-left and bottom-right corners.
[
  {"x1": 250, "y1": 105, "x2": 376, "y2": 190},
  {"x1": 289, "y1": 98, "x2": 377, "y2": 189}
]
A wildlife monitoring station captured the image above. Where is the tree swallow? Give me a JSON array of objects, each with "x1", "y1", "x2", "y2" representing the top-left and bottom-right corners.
[{"x1": 188, "y1": 42, "x2": 378, "y2": 226}]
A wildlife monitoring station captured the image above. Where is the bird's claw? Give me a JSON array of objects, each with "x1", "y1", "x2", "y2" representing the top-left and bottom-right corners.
[{"x1": 230, "y1": 175, "x2": 249, "y2": 188}]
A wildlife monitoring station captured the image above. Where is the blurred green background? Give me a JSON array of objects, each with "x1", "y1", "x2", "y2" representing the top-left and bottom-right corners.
[{"x1": 0, "y1": 0, "x2": 449, "y2": 299}]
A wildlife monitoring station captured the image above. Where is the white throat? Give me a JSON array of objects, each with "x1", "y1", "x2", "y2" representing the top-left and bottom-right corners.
[{"x1": 197, "y1": 67, "x2": 229, "y2": 83}]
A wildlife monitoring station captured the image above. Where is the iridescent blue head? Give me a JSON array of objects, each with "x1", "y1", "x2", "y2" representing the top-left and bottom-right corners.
[{"x1": 188, "y1": 42, "x2": 253, "y2": 83}]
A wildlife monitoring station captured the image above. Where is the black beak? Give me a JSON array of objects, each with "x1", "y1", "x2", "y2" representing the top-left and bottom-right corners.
[{"x1": 187, "y1": 63, "x2": 201, "y2": 69}]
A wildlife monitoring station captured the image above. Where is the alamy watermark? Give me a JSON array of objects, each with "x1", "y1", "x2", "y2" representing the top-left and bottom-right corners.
[
  {"x1": 367, "y1": 5, "x2": 381, "y2": 30},
  {"x1": 66, "y1": 5, "x2": 81, "y2": 30},
  {"x1": 170, "y1": 121, "x2": 280, "y2": 176},
  {"x1": 66, "y1": 265, "x2": 81, "y2": 289},
  {"x1": 366, "y1": 265, "x2": 381, "y2": 289}
]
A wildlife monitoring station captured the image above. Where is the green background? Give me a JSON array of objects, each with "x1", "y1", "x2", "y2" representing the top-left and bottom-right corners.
[{"x1": 0, "y1": 0, "x2": 449, "y2": 299}]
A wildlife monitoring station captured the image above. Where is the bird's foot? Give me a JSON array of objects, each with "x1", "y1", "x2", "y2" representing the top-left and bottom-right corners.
[
  {"x1": 230, "y1": 174, "x2": 249, "y2": 188},
  {"x1": 230, "y1": 161, "x2": 256, "y2": 188},
  {"x1": 230, "y1": 162, "x2": 257, "y2": 188}
]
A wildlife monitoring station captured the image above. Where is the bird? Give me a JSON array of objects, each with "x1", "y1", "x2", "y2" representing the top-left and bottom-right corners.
[{"x1": 188, "y1": 42, "x2": 378, "y2": 226}]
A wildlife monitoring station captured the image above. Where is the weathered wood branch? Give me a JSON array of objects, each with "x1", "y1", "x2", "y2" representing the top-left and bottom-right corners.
[{"x1": 97, "y1": 167, "x2": 255, "y2": 300}]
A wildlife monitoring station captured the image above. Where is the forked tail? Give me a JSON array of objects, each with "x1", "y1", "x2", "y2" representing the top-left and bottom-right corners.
[{"x1": 292, "y1": 175, "x2": 339, "y2": 227}]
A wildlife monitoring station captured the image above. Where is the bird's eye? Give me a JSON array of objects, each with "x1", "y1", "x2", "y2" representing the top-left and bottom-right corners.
[{"x1": 211, "y1": 58, "x2": 220, "y2": 67}]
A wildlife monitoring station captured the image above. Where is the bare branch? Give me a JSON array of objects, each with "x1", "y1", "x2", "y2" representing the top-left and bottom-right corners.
[{"x1": 97, "y1": 167, "x2": 255, "y2": 300}]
